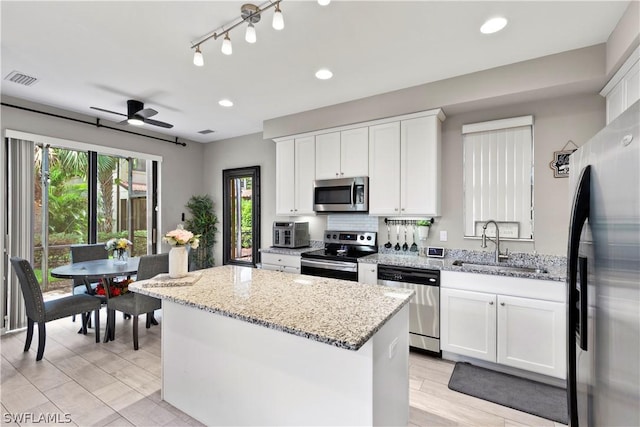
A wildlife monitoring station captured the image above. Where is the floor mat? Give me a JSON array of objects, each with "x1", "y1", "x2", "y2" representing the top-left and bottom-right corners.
[{"x1": 447, "y1": 362, "x2": 568, "y2": 424}]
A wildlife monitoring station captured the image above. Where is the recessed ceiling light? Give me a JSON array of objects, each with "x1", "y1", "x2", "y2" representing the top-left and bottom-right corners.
[
  {"x1": 315, "y1": 68, "x2": 333, "y2": 80},
  {"x1": 480, "y1": 17, "x2": 508, "y2": 34},
  {"x1": 219, "y1": 99, "x2": 233, "y2": 107}
]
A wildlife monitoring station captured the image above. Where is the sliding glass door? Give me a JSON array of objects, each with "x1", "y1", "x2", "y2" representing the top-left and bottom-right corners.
[{"x1": 34, "y1": 146, "x2": 155, "y2": 296}]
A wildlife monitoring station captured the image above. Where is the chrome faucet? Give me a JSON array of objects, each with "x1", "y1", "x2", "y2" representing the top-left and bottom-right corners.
[{"x1": 481, "y1": 220, "x2": 509, "y2": 263}]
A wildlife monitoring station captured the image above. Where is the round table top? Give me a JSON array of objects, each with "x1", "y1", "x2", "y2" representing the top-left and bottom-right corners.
[{"x1": 50, "y1": 257, "x2": 140, "y2": 279}]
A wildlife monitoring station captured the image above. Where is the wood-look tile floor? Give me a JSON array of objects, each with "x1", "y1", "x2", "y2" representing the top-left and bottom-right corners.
[{"x1": 1, "y1": 309, "x2": 567, "y2": 426}]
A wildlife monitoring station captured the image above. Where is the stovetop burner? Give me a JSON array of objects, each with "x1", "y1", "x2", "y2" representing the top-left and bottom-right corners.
[{"x1": 301, "y1": 230, "x2": 378, "y2": 263}]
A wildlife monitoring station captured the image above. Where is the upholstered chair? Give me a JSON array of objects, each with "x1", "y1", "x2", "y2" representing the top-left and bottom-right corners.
[
  {"x1": 10, "y1": 257, "x2": 101, "y2": 361},
  {"x1": 106, "y1": 253, "x2": 167, "y2": 350}
]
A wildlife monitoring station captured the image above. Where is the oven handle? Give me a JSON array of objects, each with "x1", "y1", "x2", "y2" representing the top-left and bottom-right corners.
[{"x1": 301, "y1": 258, "x2": 358, "y2": 272}]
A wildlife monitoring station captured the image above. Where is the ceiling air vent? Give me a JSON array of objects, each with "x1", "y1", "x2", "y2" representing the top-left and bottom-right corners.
[
  {"x1": 4, "y1": 71, "x2": 39, "y2": 87},
  {"x1": 198, "y1": 129, "x2": 215, "y2": 135}
]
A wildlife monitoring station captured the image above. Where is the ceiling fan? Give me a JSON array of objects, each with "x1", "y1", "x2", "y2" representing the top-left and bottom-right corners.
[{"x1": 90, "y1": 99, "x2": 174, "y2": 128}]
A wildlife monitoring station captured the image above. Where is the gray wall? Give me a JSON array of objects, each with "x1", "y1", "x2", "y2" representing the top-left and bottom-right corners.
[
  {"x1": 1, "y1": 96, "x2": 206, "y2": 251},
  {"x1": 202, "y1": 132, "x2": 277, "y2": 266},
  {"x1": 433, "y1": 93, "x2": 605, "y2": 256}
]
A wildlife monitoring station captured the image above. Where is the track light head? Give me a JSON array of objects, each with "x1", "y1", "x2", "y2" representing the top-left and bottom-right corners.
[
  {"x1": 221, "y1": 33, "x2": 233, "y2": 55},
  {"x1": 272, "y1": 3, "x2": 284, "y2": 30},
  {"x1": 193, "y1": 46, "x2": 204, "y2": 66},
  {"x1": 245, "y1": 23, "x2": 257, "y2": 43}
]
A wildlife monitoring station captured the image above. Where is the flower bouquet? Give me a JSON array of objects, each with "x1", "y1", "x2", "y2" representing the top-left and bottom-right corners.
[
  {"x1": 105, "y1": 238, "x2": 132, "y2": 265},
  {"x1": 163, "y1": 225, "x2": 200, "y2": 278},
  {"x1": 96, "y1": 278, "x2": 133, "y2": 297}
]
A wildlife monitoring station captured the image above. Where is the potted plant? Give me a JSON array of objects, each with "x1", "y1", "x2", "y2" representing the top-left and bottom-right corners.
[
  {"x1": 185, "y1": 195, "x2": 218, "y2": 270},
  {"x1": 416, "y1": 219, "x2": 431, "y2": 241}
]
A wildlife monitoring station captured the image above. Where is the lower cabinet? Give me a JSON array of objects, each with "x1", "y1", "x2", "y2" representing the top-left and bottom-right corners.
[
  {"x1": 441, "y1": 287, "x2": 566, "y2": 379},
  {"x1": 358, "y1": 263, "x2": 378, "y2": 285},
  {"x1": 261, "y1": 253, "x2": 301, "y2": 274}
]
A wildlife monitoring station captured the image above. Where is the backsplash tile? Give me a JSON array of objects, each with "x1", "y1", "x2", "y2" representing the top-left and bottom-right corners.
[{"x1": 327, "y1": 214, "x2": 378, "y2": 231}]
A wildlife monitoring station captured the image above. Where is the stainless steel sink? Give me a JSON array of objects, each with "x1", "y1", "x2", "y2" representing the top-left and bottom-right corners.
[{"x1": 452, "y1": 260, "x2": 548, "y2": 274}]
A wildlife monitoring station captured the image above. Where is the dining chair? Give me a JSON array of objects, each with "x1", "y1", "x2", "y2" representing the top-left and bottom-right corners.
[
  {"x1": 106, "y1": 253, "x2": 167, "y2": 350},
  {"x1": 10, "y1": 257, "x2": 101, "y2": 361},
  {"x1": 70, "y1": 243, "x2": 108, "y2": 322}
]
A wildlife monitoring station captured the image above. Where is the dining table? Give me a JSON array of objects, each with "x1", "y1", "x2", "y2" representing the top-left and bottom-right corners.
[{"x1": 51, "y1": 257, "x2": 140, "y2": 343}]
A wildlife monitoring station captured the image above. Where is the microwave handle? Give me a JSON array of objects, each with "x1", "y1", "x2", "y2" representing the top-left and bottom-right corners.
[{"x1": 351, "y1": 181, "x2": 355, "y2": 207}]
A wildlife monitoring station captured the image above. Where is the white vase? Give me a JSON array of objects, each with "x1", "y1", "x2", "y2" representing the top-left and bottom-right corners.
[
  {"x1": 169, "y1": 246, "x2": 188, "y2": 278},
  {"x1": 417, "y1": 226, "x2": 430, "y2": 241}
]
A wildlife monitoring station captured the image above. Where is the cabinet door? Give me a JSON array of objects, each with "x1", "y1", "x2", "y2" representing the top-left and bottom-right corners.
[
  {"x1": 441, "y1": 288, "x2": 496, "y2": 362},
  {"x1": 497, "y1": 295, "x2": 566, "y2": 379},
  {"x1": 276, "y1": 140, "x2": 295, "y2": 215},
  {"x1": 340, "y1": 127, "x2": 369, "y2": 178},
  {"x1": 358, "y1": 263, "x2": 378, "y2": 285},
  {"x1": 294, "y1": 137, "x2": 316, "y2": 214},
  {"x1": 315, "y1": 132, "x2": 341, "y2": 180},
  {"x1": 401, "y1": 116, "x2": 441, "y2": 216},
  {"x1": 368, "y1": 122, "x2": 400, "y2": 215}
]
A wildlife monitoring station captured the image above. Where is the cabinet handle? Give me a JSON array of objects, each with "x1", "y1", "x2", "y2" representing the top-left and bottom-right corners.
[
  {"x1": 290, "y1": 209, "x2": 294, "y2": 212},
  {"x1": 370, "y1": 269, "x2": 375, "y2": 273},
  {"x1": 340, "y1": 172, "x2": 344, "y2": 176},
  {"x1": 500, "y1": 302, "x2": 505, "y2": 306},
  {"x1": 401, "y1": 208, "x2": 405, "y2": 211},
  {"x1": 335, "y1": 173, "x2": 339, "y2": 176},
  {"x1": 489, "y1": 301, "x2": 494, "y2": 305},
  {"x1": 394, "y1": 208, "x2": 399, "y2": 212}
]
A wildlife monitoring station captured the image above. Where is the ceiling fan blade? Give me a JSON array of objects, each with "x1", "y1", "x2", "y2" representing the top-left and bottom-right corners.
[
  {"x1": 90, "y1": 106, "x2": 127, "y2": 117},
  {"x1": 143, "y1": 118, "x2": 174, "y2": 129},
  {"x1": 136, "y1": 108, "x2": 158, "y2": 119}
]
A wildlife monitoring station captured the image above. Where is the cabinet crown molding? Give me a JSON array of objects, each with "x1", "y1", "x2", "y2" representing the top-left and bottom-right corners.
[{"x1": 272, "y1": 108, "x2": 445, "y2": 143}]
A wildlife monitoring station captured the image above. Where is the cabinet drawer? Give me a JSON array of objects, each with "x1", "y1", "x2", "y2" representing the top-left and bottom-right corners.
[{"x1": 261, "y1": 253, "x2": 301, "y2": 269}]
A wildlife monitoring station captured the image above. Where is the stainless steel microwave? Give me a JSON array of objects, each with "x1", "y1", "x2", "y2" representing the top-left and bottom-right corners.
[{"x1": 313, "y1": 176, "x2": 369, "y2": 213}]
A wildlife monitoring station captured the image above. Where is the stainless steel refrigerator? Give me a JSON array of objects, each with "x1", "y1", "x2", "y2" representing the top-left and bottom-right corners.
[{"x1": 567, "y1": 100, "x2": 639, "y2": 426}]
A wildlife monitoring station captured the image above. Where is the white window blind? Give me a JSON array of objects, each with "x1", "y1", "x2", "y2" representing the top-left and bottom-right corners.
[{"x1": 463, "y1": 119, "x2": 533, "y2": 239}]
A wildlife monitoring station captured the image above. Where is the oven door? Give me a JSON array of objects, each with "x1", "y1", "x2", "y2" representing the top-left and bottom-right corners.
[{"x1": 300, "y1": 258, "x2": 358, "y2": 281}]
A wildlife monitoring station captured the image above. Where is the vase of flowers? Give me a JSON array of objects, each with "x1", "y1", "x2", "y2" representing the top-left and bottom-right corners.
[
  {"x1": 105, "y1": 238, "x2": 132, "y2": 265},
  {"x1": 163, "y1": 225, "x2": 200, "y2": 278}
]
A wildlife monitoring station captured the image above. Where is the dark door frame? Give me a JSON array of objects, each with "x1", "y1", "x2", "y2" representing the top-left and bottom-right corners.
[{"x1": 222, "y1": 166, "x2": 260, "y2": 267}]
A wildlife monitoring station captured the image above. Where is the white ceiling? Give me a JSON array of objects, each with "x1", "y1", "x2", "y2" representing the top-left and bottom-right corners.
[{"x1": 0, "y1": 1, "x2": 630, "y2": 144}]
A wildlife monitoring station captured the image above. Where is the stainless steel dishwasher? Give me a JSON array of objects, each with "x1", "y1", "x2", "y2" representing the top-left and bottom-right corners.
[{"x1": 378, "y1": 264, "x2": 440, "y2": 354}]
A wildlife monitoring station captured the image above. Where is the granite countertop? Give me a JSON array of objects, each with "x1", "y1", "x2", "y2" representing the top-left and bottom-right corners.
[
  {"x1": 359, "y1": 252, "x2": 566, "y2": 282},
  {"x1": 259, "y1": 246, "x2": 319, "y2": 255},
  {"x1": 129, "y1": 265, "x2": 414, "y2": 351}
]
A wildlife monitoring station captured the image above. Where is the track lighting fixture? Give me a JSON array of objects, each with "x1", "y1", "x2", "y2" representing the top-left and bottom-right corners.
[{"x1": 190, "y1": 1, "x2": 284, "y2": 66}]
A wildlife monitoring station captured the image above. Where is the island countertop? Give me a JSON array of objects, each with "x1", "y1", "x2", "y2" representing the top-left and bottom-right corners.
[{"x1": 129, "y1": 265, "x2": 414, "y2": 351}]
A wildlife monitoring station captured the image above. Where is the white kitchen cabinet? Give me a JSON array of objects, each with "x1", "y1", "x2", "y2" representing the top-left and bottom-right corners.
[
  {"x1": 441, "y1": 288, "x2": 497, "y2": 361},
  {"x1": 369, "y1": 113, "x2": 443, "y2": 216},
  {"x1": 261, "y1": 253, "x2": 301, "y2": 274},
  {"x1": 368, "y1": 122, "x2": 401, "y2": 215},
  {"x1": 602, "y1": 47, "x2": 640, "y2": 124},
  {"x1": 441, "y1": 271, "x2": 566, "y2": 379},
  {"x1": 401, "y1": 116, "x2": 441, "y2": 215},
  {"x1": 275, "y1": 137, "x2": 315, "y2": 215},
  {"x1": 358, "y1": 263, "x2": 378, "y2": 285},
  {"x1": 497, "y1": 294, "x2": 566, "y2": 378},
  {"x1": 315, "y1": 127, "x2": 368, "y2": 180}
]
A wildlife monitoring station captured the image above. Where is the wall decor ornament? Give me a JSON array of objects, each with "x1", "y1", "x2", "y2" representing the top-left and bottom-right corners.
[{"x1": 549, "y1": 140, "x2": 579, "y2": 178}]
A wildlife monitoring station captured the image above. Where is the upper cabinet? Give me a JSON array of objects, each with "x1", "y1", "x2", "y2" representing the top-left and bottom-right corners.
[
  {"x1": 602, "y1": 46, "x2": 640, "y2": 124},
  {"x1": 275, "y1": 137, "x2": 315, "y2": 215},
  {"x1": 369, "y1": 111, "x2": 444, "y2": 216},
  {"x1": 315, "y1": 127, "x2": 368, "y2": 180},
  {"x1": 273, "y1": 108, "x2": 444, "y2": 217}
]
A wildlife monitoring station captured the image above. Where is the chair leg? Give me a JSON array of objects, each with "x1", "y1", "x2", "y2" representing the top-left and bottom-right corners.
[
  {"x1": 149, "y1": 313, "x2": 159, "y2": 325},
  {"x1": 94, "y1": 309, "x2": 100, "y2": 343},
  {"x1": 72, "y1": 314, "x2": 76, "y2": 322},
  {"x1": 146, "y1": 313, "x2": 152, "y2": 329},
  {"x1": 80, "y1": 313, "x2": 88, "y2": 335},
  {"x1": 24, "y1": 318, "x2": 34, "y2": 352},
  {"x1": 36, "y1": 322, "x2": 46, "y2": 361},
  {"x1": 133, "y1": 315, "x2": 139, "y2": 351}
]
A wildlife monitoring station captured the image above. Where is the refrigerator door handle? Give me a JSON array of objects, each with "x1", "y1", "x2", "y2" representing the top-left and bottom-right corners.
[{"x1": 567, "y1": 165, "x2": 591, "y2": 427}]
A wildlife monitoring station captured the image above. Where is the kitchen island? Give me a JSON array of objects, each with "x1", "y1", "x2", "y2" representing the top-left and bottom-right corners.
[{"x1": 129, "y1": 265, "x2": 413, "y2": 426}]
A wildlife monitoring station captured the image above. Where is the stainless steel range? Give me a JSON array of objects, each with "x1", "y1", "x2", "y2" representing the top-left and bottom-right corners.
[{"x1": 300, "y1": 230, "x2": 377, "y2": 281}]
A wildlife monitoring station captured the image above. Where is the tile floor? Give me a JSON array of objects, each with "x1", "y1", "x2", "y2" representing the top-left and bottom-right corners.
[{"x1": 1, "y1": 308, "x2": 566, "y2": 426}]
